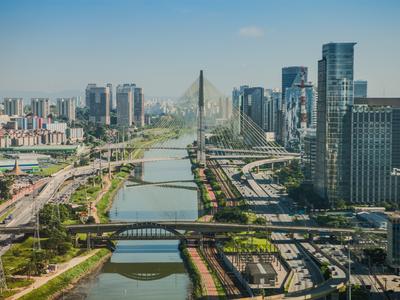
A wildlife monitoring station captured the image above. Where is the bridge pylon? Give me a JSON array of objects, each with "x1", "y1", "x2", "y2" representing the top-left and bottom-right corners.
[{"x1": 197, "y1": 70, "x2": 206, "y2": 167}]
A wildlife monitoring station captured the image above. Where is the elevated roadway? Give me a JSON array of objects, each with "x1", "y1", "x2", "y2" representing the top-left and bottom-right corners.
[
  {"x1": 0, "y1": 221, "x2": 385, "y2": 236},
  {"x1": 242, "y1": 156, "x2": 299, "y2": 198},
  {"x1": 4, "y1": 156, "x2": 186, "y2": 229}
]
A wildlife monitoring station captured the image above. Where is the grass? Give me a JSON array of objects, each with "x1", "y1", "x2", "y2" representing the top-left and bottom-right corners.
[
  {"x1": 0, "y1": 277, "x2": 34, "y2": 300},
  {"x1": 0, "y1": 207, "x2": 14, "y2": 223},
  {"x1": 180, "y1": 245, "x2": 205, "y2": 299},
  {"x1": 36, "y1": 162, "x2": 69, "y2": 176},
  {"x1": 2, "y1": 237, "x2": 84, "y2": 276},
  {"x1": 223, "y1": 235, "x2": 277, "y2": 253},
  {"x1": 96, "y1": 168, "x2": 132, "y2": 223},
  {"x1": 70, "y1": 184, "x2": 102, "y2": 205},
  {"x1": 19, "y1": 249, "x2": 110, "y2": 300}
]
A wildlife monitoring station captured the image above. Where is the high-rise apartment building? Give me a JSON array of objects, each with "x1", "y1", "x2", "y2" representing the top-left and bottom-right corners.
[
  {"x1": 116, "y1": 84, "x2": 135, "y2": 127},
  {"x1": 133, "y1": 87, "x2": 144, "y2": 127},
  {"x1": 3, "y1": 98, "x2": 24, "y2": 116},
  {"x1": 315, "y1": 42, "x2": 356, "y2": 205},
  {"x1": 350, "y1": 97, "x2": 400, "y2": 204},
  {"x1": 56, "y1": 98, "x2": 76, "y2": 121},
  {"x1": 86, "y1": 85, "x2": 110, "y2": 125},
  {"x1": 354, "y1": 80, "x2": 368, "y2": 98},
  {"x1": 31, "y1": 98, "x2": 50, "y2": 118}
]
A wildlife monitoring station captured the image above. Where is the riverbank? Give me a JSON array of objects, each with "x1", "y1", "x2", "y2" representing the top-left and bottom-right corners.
[
  {"x1": 15, "y1": 249, "x2": 111, "y2": 300},
  {"x1": 95, "y1": 166, "x2": 133, "y2": 223}
]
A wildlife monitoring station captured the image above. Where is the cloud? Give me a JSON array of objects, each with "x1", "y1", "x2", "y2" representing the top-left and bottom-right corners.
[{"x1": 238, "y1": 26, "x2": 264, "y2": 38}]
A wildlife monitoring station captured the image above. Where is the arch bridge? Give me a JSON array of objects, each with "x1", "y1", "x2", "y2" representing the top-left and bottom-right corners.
[{"x1": 91, "y1": 222, "x2": 187, "y2": 241}]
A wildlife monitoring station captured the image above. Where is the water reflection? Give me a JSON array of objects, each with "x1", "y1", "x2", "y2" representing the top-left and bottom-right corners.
[{"x1": 65, "y1": 134, "x2": 196, "y2": 299}]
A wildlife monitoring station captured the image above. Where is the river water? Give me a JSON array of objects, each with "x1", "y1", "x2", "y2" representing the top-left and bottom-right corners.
[{"x1": 65, "y1": 134, "x2": 198, "y2": 300}]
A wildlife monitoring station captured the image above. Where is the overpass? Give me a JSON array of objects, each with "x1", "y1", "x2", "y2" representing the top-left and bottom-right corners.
[
  {"x1": 2, "y1": 156, "x2": 186, "y2": 230},
  {"x1": 241, "y1": 156, "x2": 300, "y2": 198},
  {"x1": 0, "y1": 221, "x2": 385, "y2": 236}
]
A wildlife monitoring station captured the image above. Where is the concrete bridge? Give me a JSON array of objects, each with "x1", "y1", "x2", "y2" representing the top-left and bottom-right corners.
[{"x1": 0, "y1": 221, "x2": 385, "y2": 237}]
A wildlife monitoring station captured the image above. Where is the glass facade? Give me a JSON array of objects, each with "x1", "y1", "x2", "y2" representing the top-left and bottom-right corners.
[
  {"x1": 240, "y1": 87, "x2": 264, "y2": 130},
  {"x1": 315, "y1": 43, "x2": 356, "y2": 205},
  {"x1": 388, "y1": 215, "x2": 400, "y2": 268},
  {"x1": 279, "y1": 66, "x2": 308, "y2": 143},
  {"x1": 283, "y1": 85, "x2": 317, "y2": 150},
  {"x1": 354, "y1": 80, "x2": 368, "y2": 98},
  {"x1": 350, "y1": 105, "x2": 397, "y2": 203}
]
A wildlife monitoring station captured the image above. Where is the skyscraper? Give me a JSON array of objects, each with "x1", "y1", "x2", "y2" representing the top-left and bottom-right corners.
[
  {"x1": 31, "y1": 98, "x2": 50, "y2": 118},
  {"x1": 278, "y1": 66, "x2": 308, "y2": 143},
  {"x1": 240, "y1": 87, "x2": 264, "y2": 130},
  {"x1": 133, "y1": 87, "x2": 144, "y2": 127},
  {"x1": 350, "y1": 97, "x2": 400, "y2": 204},
  {"x1": 3, "y1": 98, "x2": 24, "y2": 116},
  {"x1": 315, "y1": 42, "x2": 356, "y2": 205},
  {"x1": 354, "y1": 80, "x2": 368, "y2": 98},
  {"x1": 282, "y1": 66, "x2": 308, "y2": 100},
  {"x1": 107, "y1": 83, "x2": 114, "y2": 111},
  {"x1": 56, "y1": 98, "x2": 76, "y2": 121},
  {"x1": 86, "y1": 85, "x2": 110, "y2": 125},
  {"x1": 85, "y1": 84, "x2": 97, "y2": 107},
  {"x1": 116, "y1": 84, "x2": 135, "y2": 127},
  {"x1": 282, "y1": 83, "x2": 316, "y2": 150}
]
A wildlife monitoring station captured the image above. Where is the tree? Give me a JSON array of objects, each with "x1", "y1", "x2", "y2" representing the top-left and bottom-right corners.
[
  {"x1": 26, "y1": 250, "x2": 47, "y2": 276},
  {"x1": 253, "y1": 217, "x2": 267, "y2": 225},
  {"x1": 214, "y1": 207, "x2": 249, "y2": 224},
  {"x1": 364, "y1": 248, "x2": 386, "y2": 265},
  {"x1": 336, "y1": 199, "x2": 347, "y2": 210},
  {"x1": 39, "y1": 204, "x2": 73, "y2": 255},
  {"x1": 0, "y1": 176, "x2": 15, "y2": 201}
]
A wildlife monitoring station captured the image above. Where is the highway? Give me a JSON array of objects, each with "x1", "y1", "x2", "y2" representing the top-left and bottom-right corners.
[
  {"x1": 217, "y1": 157, "x2": 349, "y2": 298},
  {"x1": 2, "y1": 156, "x2": 186, "y2": 232}
]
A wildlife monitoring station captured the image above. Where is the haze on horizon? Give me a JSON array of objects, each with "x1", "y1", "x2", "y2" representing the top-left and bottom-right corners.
[{"x1": 0, "y1": 0, "x2": 399, "y2": 99}]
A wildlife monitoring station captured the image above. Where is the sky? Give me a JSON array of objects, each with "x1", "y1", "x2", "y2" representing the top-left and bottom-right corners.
[{"x1": 0, "y1": 0, "x2": 399, "y2": 99}]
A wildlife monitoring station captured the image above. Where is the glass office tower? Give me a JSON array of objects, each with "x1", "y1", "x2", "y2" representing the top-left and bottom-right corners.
[{"x1": 315, "y1": 43, "x2": 356, "y2": 206}]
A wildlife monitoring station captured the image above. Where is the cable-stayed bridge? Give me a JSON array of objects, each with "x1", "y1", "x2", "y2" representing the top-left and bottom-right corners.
[{"x1": 94, "y1": 70, "x2": 299, "y2": 163}]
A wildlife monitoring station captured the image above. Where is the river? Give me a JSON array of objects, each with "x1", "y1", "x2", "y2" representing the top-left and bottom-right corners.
[{"x1": 65, "y1": 134, "x2": 198, "y2": 299}]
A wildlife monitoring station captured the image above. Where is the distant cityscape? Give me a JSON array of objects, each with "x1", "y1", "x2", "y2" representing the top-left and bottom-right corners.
[{"x1": 0, "y1": 41, "x2": 399, "y2": 299}]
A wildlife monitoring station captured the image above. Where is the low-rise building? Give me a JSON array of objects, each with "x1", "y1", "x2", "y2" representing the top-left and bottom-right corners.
[
  {"x1": 356, "y1": 211, "x2": 388, "y2": 229},
  {"x1": 44, "y1": 122, "x2": 67, "y2": 134},
  {"x1": 66, "y1": 127, "x2": 84, "y2": 143},
  {"x1": 244, "y1": 262, "x2": 277, "y2": 286}
]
